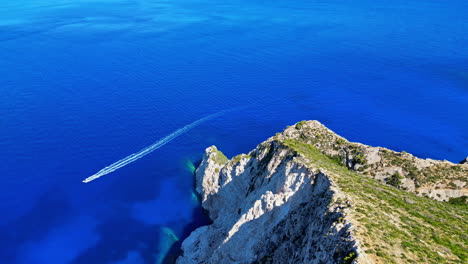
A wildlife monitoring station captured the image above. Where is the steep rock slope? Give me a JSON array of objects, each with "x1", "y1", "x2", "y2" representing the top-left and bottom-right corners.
[
  {"x1": 283, "y1": 121, "x2": 467, "y2": 201},
  {"x1": 177, "y1": 121, "x2": 467, "y2": 264}
]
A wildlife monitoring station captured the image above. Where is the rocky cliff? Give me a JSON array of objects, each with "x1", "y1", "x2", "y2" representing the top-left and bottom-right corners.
[
  {"x1": 278, "y1": 121, "x2": 467, "y2": 202},
  {"x1": 177, "y1": 121, "x2": 467, "y2": 264}
]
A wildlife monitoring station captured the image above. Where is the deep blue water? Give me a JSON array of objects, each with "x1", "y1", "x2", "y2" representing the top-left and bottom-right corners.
[{"x1": 0, "y1": 0, "x2": 467, "y2": 263}]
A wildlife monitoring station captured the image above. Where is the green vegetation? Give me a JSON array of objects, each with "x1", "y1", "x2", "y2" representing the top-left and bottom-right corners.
[
  {"x1": 336, "y1": 138, "x2": 347, "y2": 145},
  {"x1": 330, "y1": 155, "x2": 342, "y2": 165},
  {"x1": 379, "y1": 150, "x2": 467, "y2": 185},
  {"x1": 290, "y1": 121, "x2": 467, "y2": 187},
  {"x1": 282, "y1": 138, "x2": 468, "y2": 264},
  {"x1": 213, "y1": 148, "x2": 228, "y2": 165},
  {"x1": 354, "y1": 152, "x2": 366, "y2": 165},
  {"x1": 342, "y1": 252, "x2": 357, "y2": 264},
  {"x1": 231, "y1": 154, "x2": 252, "y2": 164},
  {"x1": 284, "y1": 139, "x2": 341, "y2": 171},
  {"x1": 448, "y1": 196, "x2": 467, "y2": 207},
  {"x1": 295, "y1": 120, "x2": 307, "y2": 130},
  {"x1": 386, "y1": 172, "x2": 404, "y2": 188}
]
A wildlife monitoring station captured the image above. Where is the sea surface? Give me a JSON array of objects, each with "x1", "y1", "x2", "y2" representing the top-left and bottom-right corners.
[{"x1": 0, "y1": 0, "x2": 467, "y2": 263}]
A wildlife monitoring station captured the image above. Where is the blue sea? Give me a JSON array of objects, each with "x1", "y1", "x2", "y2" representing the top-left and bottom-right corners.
[{"x1": 0, "y1": 0, "x2": 467, "y2": 263}]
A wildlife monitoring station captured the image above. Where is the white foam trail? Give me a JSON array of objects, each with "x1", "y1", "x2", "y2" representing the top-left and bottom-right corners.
[{"x1": 83, "y1": 110, "x2": 228, "y2": 183}]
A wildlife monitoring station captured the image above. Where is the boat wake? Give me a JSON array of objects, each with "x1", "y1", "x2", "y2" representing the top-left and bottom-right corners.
[{"x1": 83, "y1": 109, "x2": 231, "y2": 183}]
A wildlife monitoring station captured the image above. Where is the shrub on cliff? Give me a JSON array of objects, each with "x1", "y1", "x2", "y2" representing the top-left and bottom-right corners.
[
  {"x1": 295, "y1": 120, "x2": 307, "y2": 129},
  {"x1": 448, "y1": 196, "x2": 467, "y2": 206},
  {"x1": 386, "y1": 172, "x2": 403, "y2": 188}
]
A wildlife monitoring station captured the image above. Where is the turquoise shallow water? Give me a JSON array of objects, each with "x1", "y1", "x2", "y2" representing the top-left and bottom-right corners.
[{"x1": 0, "y1": 0, "x2": 467, "y2": 263}]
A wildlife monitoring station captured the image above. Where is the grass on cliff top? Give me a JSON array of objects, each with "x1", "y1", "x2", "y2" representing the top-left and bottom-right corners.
[
  {"x1": 290, "y1": 121, "x2": 467, "y2": 185},
  {"x1": 379, "y1": 150, "x2": 468, "y2": 184},
  {"x1": 231, "y1": 154, "x2": 252, "y2": 164},
  {"x1": 212, "y1": 148, "x2": 228, "y2": 165},
  {"x1": 283, "y1": 139, "x2": 467, "y2": 264}
]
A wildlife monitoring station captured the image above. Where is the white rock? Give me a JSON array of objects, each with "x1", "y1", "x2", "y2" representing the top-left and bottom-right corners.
[{"x1": 178, "y1": 141, "x2": 364, "y2": 264}]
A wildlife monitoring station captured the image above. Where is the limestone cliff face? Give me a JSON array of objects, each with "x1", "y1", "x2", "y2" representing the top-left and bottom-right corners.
[
  {"x1": 176, "y1": 121, "x2": 467, "y2": 264},
  {"x1": 177, "y1": 142, "x2": 366, "y2": 264}
]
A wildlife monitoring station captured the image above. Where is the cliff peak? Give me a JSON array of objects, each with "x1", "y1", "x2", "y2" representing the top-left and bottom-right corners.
[{"x1": 177, "y1": 120, "x2": 467, "y2": 264}]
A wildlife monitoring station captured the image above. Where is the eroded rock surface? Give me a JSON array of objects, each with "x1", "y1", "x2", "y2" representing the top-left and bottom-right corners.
[
  {"x1": 178, "y1": 139, "x2": 366, "y2": 264},
  {"x1": 278, "y1": 121, "x2": 467, "y2": 201},
  {"x1": 176, "y1": 120, "x2": 467, "y2": 264}
]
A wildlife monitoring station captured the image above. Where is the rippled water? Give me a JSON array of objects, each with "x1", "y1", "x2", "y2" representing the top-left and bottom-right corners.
[{"x1": 0, "y1": 0, "x2": 467, "y2": 263}]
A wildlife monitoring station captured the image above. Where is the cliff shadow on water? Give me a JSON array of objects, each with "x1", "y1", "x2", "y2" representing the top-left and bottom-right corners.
[
  {"x1": 162, "y1": 158, "x2": 212, "y2": 264},
  {"x1": 161, "y1": 206, "x2": 212, "y2": 264}
]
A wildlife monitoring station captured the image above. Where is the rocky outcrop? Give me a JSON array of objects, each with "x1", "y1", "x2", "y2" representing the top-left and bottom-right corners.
[
  {"x1": 178, "y1": 141, "x2": 368, "y2": 264},
  {"x1": 278, "y1": 121, "x2": 467, "y2": 202},
  {"x1": 176, "y1": 120, "x2": 467, "y2": 264}
]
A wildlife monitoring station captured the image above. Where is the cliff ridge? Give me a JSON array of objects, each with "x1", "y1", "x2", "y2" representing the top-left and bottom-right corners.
[{"x1": 177, "y1": 121, "x2": 467, "y2": 264}]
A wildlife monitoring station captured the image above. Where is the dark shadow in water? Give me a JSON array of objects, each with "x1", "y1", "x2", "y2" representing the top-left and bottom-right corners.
[
  {"x1": 70, "y1": 213, "x2": 161, "y2": 264},
  {"x1": 161, "y1": 205, "x2": 212, "y2": 264},
  {"x1": 0, "y1": 190, "x2": 72, "y2": 263},
  {"x1": 0, "y1": 156, "x2": 212, "y2": 264},
  {"x1": 71, "y1": 160, "x2": 208, "y2": 264},
  {"x1": 192, "y1": 159, "x2": 203, "y2": 173},
  {"x1": 161, "y1": 157, "x2": 211, "y2": 264}
]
